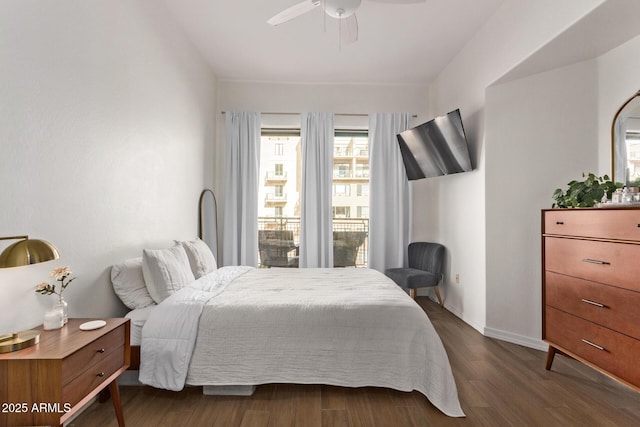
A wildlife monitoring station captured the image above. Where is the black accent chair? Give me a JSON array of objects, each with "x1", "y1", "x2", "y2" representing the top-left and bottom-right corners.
[{"x1": 384, "y1": 242, "x2": 444, "y2": 305}]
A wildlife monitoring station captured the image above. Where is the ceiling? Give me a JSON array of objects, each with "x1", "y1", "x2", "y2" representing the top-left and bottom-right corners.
[{"x1": 163, "y1": 0, "x2": 504, "y2": 85}]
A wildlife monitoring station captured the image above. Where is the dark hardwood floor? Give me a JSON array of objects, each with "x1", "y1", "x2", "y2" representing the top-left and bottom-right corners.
[{"x1": 71, "y1": 297, "x2": 640, "y2": 426}]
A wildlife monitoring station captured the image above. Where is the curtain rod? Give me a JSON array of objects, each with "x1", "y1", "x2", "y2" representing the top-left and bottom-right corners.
[{"x1": 221, "y1": 111, "x2": 417, "y2": 118}]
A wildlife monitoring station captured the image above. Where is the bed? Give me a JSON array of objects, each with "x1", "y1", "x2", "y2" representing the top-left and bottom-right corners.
[{"x1": 111, "y1": 243, "x2": 464, "y2": 417}]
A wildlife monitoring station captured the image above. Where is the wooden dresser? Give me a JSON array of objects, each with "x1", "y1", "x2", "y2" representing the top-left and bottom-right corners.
[
  {"x1": 0, "y1": 318, "x2": 130, "y2": 427},
  {"x1": 542, "y1": 207, "x2": 640, "y2": 392}
]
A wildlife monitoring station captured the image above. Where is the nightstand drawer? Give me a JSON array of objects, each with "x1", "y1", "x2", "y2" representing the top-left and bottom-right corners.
[
  {"x1": 62, "y1": 345, "x2": 125, "y2": 407},
  {"x1": 62, "y1": 324, "x2": 125, "y2": 385},
  {"x1": 545, "y1": 307, "x2": 640, "y2": 388},
  {"x1": 544, "y1": 209, "x2": 640, "y2": 240},
  {"x1": 545, "y1": 271, "x2": 640, "y2": 340},
  {"x1": 545, "y1": 237, "x2": 640, "y2": 292}
]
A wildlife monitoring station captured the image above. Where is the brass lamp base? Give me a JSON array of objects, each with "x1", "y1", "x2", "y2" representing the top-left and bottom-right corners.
[{"x1": 0, "y1": 330, "x2": 40, "y2": 354}]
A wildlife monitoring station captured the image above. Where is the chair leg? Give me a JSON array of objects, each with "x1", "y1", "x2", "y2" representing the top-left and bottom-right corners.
[
  {"x1": 410, "y1": 288, "x2": 416, "y2": 299},
  {"x1": 434, "y1": 286, "x2": 443, "y2": 306}
]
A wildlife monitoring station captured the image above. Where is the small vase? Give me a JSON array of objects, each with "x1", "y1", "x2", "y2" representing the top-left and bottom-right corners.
[
  {"x1": 43, "y1": 305, "x2": 64, "y2": 330},
  {"x1": 54, "y1": 295, "x2": 68, "y2": 325}
]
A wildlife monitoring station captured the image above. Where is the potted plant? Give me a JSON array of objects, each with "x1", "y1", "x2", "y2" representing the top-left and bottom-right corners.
[{"x1": 552, "y1": 173, "x2": 623, "y2": 208}]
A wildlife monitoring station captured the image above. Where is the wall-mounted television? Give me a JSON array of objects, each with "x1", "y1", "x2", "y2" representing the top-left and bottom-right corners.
[{"x1": 397, "y1": 109, "x2": 473, "y2": 180}]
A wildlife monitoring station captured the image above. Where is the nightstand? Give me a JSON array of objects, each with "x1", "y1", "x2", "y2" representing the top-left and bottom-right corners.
[{"x1": 0, "y1": 318, "x2": 130, "y2": 427}]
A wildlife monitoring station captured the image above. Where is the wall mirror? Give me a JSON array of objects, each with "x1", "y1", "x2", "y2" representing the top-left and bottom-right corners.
[
  {"x1": 612, "y1": 90, "x2": 640, "y2": 186},
  {"x1": 198, "y1": 189, "x2": 218, "y2": 260}
]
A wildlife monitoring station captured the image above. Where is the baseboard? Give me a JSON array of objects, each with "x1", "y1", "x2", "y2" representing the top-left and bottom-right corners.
[{"x1": 484, "y1": 327, "x2": 548, "y2": 351}]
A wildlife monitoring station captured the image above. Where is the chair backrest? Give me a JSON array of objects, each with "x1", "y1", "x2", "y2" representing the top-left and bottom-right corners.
[
  {"x1": 408, "y1": 242, "x2": 444, "y2": 277},
  {"x1": 333, "y1": 231, "x2": 367, "y2": 267}
]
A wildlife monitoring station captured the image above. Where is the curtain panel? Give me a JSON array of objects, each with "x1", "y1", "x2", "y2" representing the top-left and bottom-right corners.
[
  {"x1": 222, "y1": 112, "x2": 261, "y2": 267},
  {"x1": 299, "y1": 112, "x2": 334, "y2": 268},
  {"x1": 368, "y1": 113, "x2": 412, "y2": 272}
]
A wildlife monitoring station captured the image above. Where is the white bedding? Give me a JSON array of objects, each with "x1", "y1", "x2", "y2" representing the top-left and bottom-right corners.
[
  {"x1": 125, "y1": 305, "x2": 156, "y2": 346},
  {"x1": 140, "y1": 267, "x2": 464, "y2": 417}
]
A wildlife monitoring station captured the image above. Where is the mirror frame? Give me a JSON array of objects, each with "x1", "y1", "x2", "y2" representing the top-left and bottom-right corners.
[
  {"x1": 611, "y1": 89, "x2": 640, "y2": 184},
  {"x1": 198, "y1": 189, "x2": 218, "y2": 260}
]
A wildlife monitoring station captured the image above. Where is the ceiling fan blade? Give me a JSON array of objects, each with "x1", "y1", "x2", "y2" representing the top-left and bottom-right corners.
[
  {"x1": 267, "y1": 0, "x2": 321, "y2": 26},
  {"x1": 341, "y1": 13, "x2": 358, "y2": 45},
  {"x1": 367, "y1": 0, "x2": 425, "y2": 3}
]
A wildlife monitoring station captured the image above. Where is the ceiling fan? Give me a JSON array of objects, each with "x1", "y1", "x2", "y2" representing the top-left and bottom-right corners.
[{"x1": 267, "y1": 0, "x2": 425, "y2": 45}]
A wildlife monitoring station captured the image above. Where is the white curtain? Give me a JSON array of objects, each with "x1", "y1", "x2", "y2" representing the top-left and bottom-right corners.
[
  {"x1": 368, "y1": 113, "x2": 412, "y2": 272},
  {"x1": 223, "y1": 112, "x2": 261, "y2": 267},
  {"x1": 299, "y1": 112, "x2": 334, "y2": 268}
]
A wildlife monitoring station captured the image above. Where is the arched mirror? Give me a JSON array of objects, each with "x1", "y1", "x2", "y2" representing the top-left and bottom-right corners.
[
  {"x1": 198, "y1": 189, "x2": 218, "y2": 260},
  {"x1": 612, "y1": 90, "x2": 640, "y2": 186}
]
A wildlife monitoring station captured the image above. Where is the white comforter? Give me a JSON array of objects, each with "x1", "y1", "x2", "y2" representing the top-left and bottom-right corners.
[{"x1": 141, "y1": 267, "x2": 464, "y2": 417}]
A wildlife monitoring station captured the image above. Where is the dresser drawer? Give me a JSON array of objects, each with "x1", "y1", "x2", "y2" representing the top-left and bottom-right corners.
[
  {"x1": 545, "y1": 307, "x2": 640, "y2": 388},
  {"x1": 544, "y1": 209, "x2": 640, "y2": 240},
  {"x1": 62, "y1": 346, "x2": 125, "y2": 407},
  {"x1": 62, "y1": 324, "x2": 125, "y2": 385},
  {"x1": 545, "y1": 237, "x2": 640, "y2": 292},
  {"x1": 545, "y1": 272, "x2": 640, "y2": 340}
]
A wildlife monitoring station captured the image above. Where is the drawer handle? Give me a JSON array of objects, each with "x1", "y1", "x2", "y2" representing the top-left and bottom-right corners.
[
  {"x1": 97, "y1": 348, "x2": 105, "y2": 353},
  {"x1": 581, "y1": 339, "x2": 606, "y2": 351},
  {"x1": 581, "y1": 299, "x2": 605, "y2": 308},
  {"x1": 97, "y1": 372, "x2": 105, "y2": 378},
  {"x1": 581, "y1": 258, "x2": 611, "y2": 265},
  {"x1": 556, "y1": 221, "x2": 564, "y2": 225}
]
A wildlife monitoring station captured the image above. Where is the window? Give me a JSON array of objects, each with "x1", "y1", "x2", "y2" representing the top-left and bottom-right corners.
[
  {"x1": 355, "y1": 162, "x2": 369, "y2": 178},
  {"x1": 334, "y1": 163, "x2": 351, "y2": 178},
  {"x1": 333, "y1": 184, "x2": 351, "y2": 197},
  {"x1": 333, "y1": 206, "x2": 351, "y2": 218},
  {"x1": 258, "y1": 133, "x2": 301, "y2": 268},
  {"x1": 258, "y1": 129, "x2": 369, "y2": 267}
]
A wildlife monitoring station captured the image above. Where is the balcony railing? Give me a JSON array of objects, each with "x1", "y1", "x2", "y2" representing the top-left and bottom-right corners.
[
  {"x1": 258, "y1": 216, "x2": 369, "y2": 268},
  {"x1": 264, "y1": 193, "x2": 287, "y2": 204},
  {"x1": 265, "y1": 171, "x2": 287, "y2": 181}
]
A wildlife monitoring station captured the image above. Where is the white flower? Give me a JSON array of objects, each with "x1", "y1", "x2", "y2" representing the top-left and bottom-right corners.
[{"x1": 50, "y1": 266, "x2": 72, "y2": 281}]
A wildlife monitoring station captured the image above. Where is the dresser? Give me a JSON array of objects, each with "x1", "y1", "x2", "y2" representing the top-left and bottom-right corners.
[
  {"x1": 0, "y1": 318, "x2": 130, "y2": 427},
  {"x1": 542, "y1": 207, "x2": 640, "y2": 392}
]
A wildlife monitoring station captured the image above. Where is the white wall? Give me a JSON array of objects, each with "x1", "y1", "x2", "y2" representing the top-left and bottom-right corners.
[
  {"x1": 420, "y1": 0, "x2": 605, "y2": 333},
  {"x1": 0, "y1": 0, "x2": 217, "y2": 333},
  {"x1": 215, "y1": 80, "x2": 430, "y2": 260},
  {"x1": 485, "y1": 61, "x2": 598, "y2": 347}
]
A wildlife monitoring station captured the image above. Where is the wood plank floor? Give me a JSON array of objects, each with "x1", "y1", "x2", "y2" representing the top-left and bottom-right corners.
[{"x1": 70, "y1": 297, "x2": 640, "y2": 426}]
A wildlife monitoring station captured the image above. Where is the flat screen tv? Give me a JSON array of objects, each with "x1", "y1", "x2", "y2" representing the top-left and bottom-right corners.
[{"x1": 397, "y1": 109, "x2": 473, "y2": 180}]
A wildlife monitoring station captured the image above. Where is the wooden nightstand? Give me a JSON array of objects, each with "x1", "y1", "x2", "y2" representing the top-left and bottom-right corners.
[{"x1": 0, "y1": 318, "x2": 130, "y2": 427}]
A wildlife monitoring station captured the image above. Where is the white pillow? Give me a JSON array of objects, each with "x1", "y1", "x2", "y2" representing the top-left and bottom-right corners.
[
  {"x1": 177, "y1": 238, "x2": 217, "y2": 278},
  {"x1": 110, "y1": 257, "x2": 156, "y2": 310},
  {"x1": 142, "y1": 245, "x2": 195, "y2": 303}
]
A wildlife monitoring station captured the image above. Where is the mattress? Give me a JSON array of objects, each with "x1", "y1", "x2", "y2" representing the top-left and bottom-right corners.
[
  {"x1": 183, "y1": 268, "x2": 464, "y2": 417},
  {"x1": 125, "y1": 305, "x2": 156, "y2": 346}
]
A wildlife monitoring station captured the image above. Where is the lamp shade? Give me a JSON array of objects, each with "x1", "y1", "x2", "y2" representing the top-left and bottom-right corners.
[{"x1": 0, "y1": 238, "x2": 60, "y2": 268}]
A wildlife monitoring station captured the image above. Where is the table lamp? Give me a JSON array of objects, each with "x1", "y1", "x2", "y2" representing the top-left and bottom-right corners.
[{"x1": 0, "y1": 235, "x2": 60, "y2": 353}]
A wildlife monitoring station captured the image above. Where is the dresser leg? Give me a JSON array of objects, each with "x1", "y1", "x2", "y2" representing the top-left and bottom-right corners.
[
  {"x1": 109, "y1": 379, "x2": 125, "y2": 427},
  {"x1": 545, "y1": 346, "x2": 556, "y2": 370}
]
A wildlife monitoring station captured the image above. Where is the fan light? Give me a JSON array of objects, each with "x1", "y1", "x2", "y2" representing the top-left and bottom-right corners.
[{"x1": 324, "y1": 0, "x2": 362, "y2": 19}]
